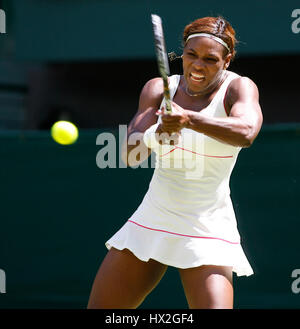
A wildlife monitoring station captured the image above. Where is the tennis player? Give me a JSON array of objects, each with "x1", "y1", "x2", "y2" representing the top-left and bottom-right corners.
[{"x1": 87, "y1": 16, "x2": 263, "y2": 309}]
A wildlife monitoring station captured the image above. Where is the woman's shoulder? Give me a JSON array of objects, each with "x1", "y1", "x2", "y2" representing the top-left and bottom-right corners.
[
  {"x1": 140, "y1": 77, "x2": 163, "y2": 97},
  {"x1": 138, "y1": 78, "x2": 165, "y2": 110},
  {"x1": 225, "y1": 71, "x2": 259, "y2": 108},
  {"x1": 141, "y1": 75, "x2": 181, "y2": 99},
  {"x1": 227, "y1": 71, "x2": 258, "y2": 89},
  {"x1": 143, "y1": 75, "x2": 180, "y2": 87}
]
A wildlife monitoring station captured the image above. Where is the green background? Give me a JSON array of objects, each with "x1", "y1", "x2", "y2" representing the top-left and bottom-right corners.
[
  {"x1": 1, "y1": 0, "x2": 300, "y2": 61},
  {"x1": 0, "y1": 123, "x2": 300, "y2": 308},
  {"x1": 0, "y1": 0, "x2": 299, "y2": 310}
]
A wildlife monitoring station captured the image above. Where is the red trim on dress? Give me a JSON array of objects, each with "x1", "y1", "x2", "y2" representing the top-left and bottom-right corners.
[
  {"x1": 160, "y1": 146, "x2": 233, "y2": 158},
  {"x1": 128, "y1": 220, "x2": 240, "y2": 245}
]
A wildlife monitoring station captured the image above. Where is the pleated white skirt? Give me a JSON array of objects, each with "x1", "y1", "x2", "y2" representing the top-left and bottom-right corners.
[{"x1": 106, "y1": 220, "x2": 254, "y2": 277}]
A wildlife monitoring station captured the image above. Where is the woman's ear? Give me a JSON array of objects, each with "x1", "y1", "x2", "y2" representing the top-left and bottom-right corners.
[{"x1": 224, "y1": 53, "x2": 232, "y2": 69}]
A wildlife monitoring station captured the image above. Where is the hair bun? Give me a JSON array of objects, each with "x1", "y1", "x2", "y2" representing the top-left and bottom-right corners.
[{"x1": 168, "y1": 52, "x2": 181, "y2": 61}]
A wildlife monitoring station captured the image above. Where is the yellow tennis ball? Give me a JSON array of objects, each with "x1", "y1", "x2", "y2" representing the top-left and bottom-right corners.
[{"x1": 51, "y1": 121, "x2": 78, "y2": 145}]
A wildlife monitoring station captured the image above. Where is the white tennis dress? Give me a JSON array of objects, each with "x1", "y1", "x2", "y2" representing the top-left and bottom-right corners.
[{"x1": 106, "y1": 71, "x2": 254, "y2": 276}]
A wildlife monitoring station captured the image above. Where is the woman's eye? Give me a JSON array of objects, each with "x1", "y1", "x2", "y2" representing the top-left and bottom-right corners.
[{"x1": 206, "y1": 57, "x2": 217, "y2": 62}]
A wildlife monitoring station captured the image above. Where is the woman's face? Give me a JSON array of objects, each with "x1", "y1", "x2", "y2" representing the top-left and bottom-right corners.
[{"x1": 182, "y1": 36, "x2": 231, "y2": 95}]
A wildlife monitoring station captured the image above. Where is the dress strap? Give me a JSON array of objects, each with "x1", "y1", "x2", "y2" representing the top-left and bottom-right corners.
[{"x1": 168, "y1": 75, "x2": 181, "y2": 100}]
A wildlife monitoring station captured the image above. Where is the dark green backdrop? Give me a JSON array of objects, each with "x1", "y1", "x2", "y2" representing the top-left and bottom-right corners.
[
  {"x1": 2, "y1": 0, "x2": 300, "y2": 61},
  {"x1": 0, "y1": 123, "x2": 300, "y2": 308}
]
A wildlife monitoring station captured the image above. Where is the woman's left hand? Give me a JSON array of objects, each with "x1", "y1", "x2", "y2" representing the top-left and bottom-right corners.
[{"x1": 156, "y1": 101, "x2": 190, "y2": 135}]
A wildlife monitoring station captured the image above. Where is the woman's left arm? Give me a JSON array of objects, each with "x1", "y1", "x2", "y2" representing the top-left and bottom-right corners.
[{"x1": 164, "y1": 77, "x2": 263, "y2": 147}]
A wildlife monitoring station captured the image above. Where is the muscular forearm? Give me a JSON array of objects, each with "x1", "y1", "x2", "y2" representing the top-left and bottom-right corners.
[{"x1": 186, "y1": 111, "x2": 254, "y2": 147}]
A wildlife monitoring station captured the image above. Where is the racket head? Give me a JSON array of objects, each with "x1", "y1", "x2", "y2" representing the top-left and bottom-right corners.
[
  {"x1": 151, "y1": 14, "x2": 170, "y2": 78},
  {"x1": 151, "y1": 14, "x2": 172, "y2": 112}
]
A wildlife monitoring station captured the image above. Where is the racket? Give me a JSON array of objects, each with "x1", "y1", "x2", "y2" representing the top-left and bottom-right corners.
[{"x1": 151, "y1": 14, "x2": 172, "y2": 113}]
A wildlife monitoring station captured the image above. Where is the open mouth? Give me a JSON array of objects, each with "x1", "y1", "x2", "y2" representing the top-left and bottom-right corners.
[{"x1": 190, "y1": 72, "x2": 205, "y2": 82}]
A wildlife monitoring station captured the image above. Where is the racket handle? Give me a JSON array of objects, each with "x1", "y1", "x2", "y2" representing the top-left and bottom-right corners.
[
  {"x1": 163, "y1": 79, "x2": 172, "y2": 113},
  {"x1": 165, "y1": 98, "x2": 172, "y2": 113}
]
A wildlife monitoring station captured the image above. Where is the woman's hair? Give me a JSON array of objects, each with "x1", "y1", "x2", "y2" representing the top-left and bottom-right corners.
[{"x1": 183, "y1": 16, "x2": 237, "y2": 61}]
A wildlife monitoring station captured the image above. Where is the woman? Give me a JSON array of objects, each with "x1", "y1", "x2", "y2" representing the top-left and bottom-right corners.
[{"x1": 87, "y1": 16, "x2": 263, "y2": 309}]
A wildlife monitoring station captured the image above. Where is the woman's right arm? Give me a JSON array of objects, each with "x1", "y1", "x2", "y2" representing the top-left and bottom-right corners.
[{"x1": 121, "y1": 78, "x2": 164, "y2": 167}]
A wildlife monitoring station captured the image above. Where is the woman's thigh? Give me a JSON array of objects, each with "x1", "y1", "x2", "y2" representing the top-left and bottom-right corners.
[
  {"x1": 178, "y1": 265, "x2": 233, "y2": 309},
  {"x1": 87, "y1": 248, "x2": 168, "y2": 309}
]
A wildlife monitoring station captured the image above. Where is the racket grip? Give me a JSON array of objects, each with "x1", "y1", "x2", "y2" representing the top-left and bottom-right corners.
[{"x1": 165, "y1": 99, "x2": 172, "y2": 113}]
